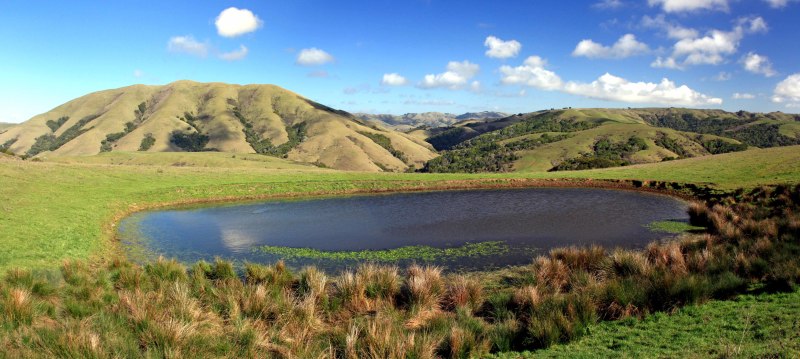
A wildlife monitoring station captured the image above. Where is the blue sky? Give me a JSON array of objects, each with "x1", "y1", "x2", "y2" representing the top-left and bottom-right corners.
[{"x1": 1, "y1": 0, "x2": 799, "y2": 123}]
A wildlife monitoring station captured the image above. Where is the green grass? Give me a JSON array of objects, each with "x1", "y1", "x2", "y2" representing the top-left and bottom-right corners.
[
  {"x1": 495, "y1": 287, "x2": 800, "y2": 358},
  {"x1": 256, "y1": 241, "x2": 509, "y2": 261},
  {"x1": 646, "y1": 220, "x2": 705, "y2": 234},
  {"x1": 2, "y1": 147, "x2": 800, "y2": 271}
]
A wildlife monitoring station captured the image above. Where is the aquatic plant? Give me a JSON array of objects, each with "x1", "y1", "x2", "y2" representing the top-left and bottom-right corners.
[{"x1": 255, "y1": 241, "x2": 510, "y2": 262}]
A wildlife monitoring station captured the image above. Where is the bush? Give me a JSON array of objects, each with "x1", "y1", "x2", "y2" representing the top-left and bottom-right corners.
[{"x1": 170, "y1": 131, "x2": 209, "y2": 152}]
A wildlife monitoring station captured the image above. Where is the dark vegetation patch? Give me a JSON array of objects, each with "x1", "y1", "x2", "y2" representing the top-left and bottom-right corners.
[
  {"x1": 0, "y1": 137, "x2": 17, "y2": 155},
  {"x1": 138, "y1": 133, "x2": 155, "y2": 151},
  {"x1": 654, "y1": 133, "x2": 689, "y2": 159},
  {"x1": 700, "y1": 138, "x2": 749, "y2": 155},
  {"x1": 357, "y1": 131, "x2": 407, "y2": 163},
  {"x1": 550, "y1": 136, "x2": 648, "y2": 171},
  {"x1": 1, "y1": 184, "x2": 799, "y2": 357},
  {"x1": 45, "y1": 116, "x2": 69, "y2": 132},
  {"x1": 169, "y1": 131, "x2": 209, "y2": 152},
  {"x1": 27, "y1": 114, "x2": 101, "y2": 157},
  {"x1": 422, "y1": 134, "x2": 570, "y2": 173},
  {"x1": 427, "y1": 127, "x2": 480, "y2": 151}
]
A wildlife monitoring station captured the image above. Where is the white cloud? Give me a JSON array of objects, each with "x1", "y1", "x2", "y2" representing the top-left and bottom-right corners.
[
  {"x1": 765, "y1": 0, "x2": 799, "y2": 8},
  {"x1": 381, "y1": 73, "x2": 408, "y2": 86},
  {"x1": 741, "y1": 52, "x2": 776, "y2": 77},
  {"x1": 133, "y1": 69, "x2": 144, "y2": 78},
  {"x1": 499, "y1": 56, "x2": 563, "y2": 90},
  {"x1": 738, "y1": 16, "x2": 768, "y2": 34},
  {"x1": 484, "y1": 36, "x2": 521, "y2": 59},
  {"x1": 563, "y1": 73, "x2": 723, "y2": 106},
  {"x1": 732, "y1": 92, "x2": 755, "y2": 99},
  {"x1": 641, "y1": 15, "x2": 698, "y2": 40},
  {"x1": 772, "y1": 73, "x2": 800, "y2": 104},
  {"x1": 572, "y1": 34, "x2": 649, "y2": 59},
  {"x1": 215, "y1": 7, "x2": 263, "y2": 38},
  {"x1": 653, "y1": 17, "x2": 767, "y2": 69},
  {"x1": 167, "y1": 36, "x2": 208, "y2": 57},
  {"x1": 419, "y1": 60, "x2": 480, "y2": 90},
  {"x1": 219, "y1": 45, "x2": 248, "y2": 61},
  {"x1": 673, "y1": 29, "x2": 740, "y2": 65},
  {"x1": 296, "y1": 48, "x2": 334, "y2": 66},
  {"x1": 648, "y1": 0, "x2": 729, "y2": 13},
  {"x1": 651, "y1": 56, "x2": 684, "y2": 69}
]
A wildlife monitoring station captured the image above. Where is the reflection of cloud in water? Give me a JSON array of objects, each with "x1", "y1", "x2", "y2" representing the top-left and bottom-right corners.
[{"x1": 220, "y1": 228, "x2": 260, "y2": 253}]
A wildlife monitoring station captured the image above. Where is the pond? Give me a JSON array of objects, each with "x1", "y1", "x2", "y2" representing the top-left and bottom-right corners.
[{"x1": 118, "y1": 188, "x2": 690, "y2": 272}]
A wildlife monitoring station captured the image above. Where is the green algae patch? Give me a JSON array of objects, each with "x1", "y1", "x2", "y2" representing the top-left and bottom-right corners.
[
  {"x1": 255, "y1": 241, "x2": 510, "y2": 262},
  {"x1": 646, "y1": 220, "x2": 705, "y2": 234}
]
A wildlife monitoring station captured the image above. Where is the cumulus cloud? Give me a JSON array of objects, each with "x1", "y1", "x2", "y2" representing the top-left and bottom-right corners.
[
  {"x1": 498, "y1": 55, "x2": 721, "y2": 106},
  {"x1": 215, "y1": 7, "x2": 263, "y2": 37},
  {"x1": 219, "y1": 45, "x2": 249, "y2": 61},
  {"x1": 296, "y1": 48, "x2": 334, "y2": 66},
  {"x1": 484, "y1": 36, "x2": 521, "y2": 59},
  {"x1": 648, "y1": 0, "x2": 729, "y2": 13},
  {"x1": 499, "y1": 56, "x2": 563, "y2": 90},
  {"x1": 733, "y1": 92, "x2": 755, "y2": 99},
  {"x1": 563, "y1": 73, "x2": 723, "y2": 106},
  {"x1": 381, "y1": 73, "x2": 408, "y2": 86},
  {"x1": 572, "y1": 34, "x2": 649, "y2": 59},
  {"x1": 651, "y1": 17, "x2": 768, "y2": 69},
  {"x1": 167, "y1": 36, "x2": 208, "y2": 57},
  {"x1": 772, "y1": 73, "x2": 800, "y2": 104},
  {"x1": 741, "y1": 52, "x2": 776, "y2": 77},
  {"x1": 419, "y1": 61, "x2": 480, "y2": 90}
]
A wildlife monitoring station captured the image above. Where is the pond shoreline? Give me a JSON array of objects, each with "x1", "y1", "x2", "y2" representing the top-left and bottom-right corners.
[{"x1": 107, "y1": 177, "x2": 710, "y2": 271}]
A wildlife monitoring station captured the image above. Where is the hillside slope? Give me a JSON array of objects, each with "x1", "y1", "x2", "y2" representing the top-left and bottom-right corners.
[
  {"x1": 0, "y1": 81, "x2": 436, "y2": 172},
  {"x1": 421, "y1": 108, "x2": 800, "y2": 173}
]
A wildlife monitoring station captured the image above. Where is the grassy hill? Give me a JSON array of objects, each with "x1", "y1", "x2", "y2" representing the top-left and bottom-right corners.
[
  {"x1": 0, "y1": 81, "x2": 436, "y2": 172},
  {"x1": 422, "y1": 108, "x2": 799, "y2": 173},
  {"x1": 0, "y1": 122, "x2": 14, "y2": 133}
]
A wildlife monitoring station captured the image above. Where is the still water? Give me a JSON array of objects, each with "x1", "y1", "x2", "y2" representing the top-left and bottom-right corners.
[{"x1": 118, "y1": 188, "x2": 689, "y2": 272}]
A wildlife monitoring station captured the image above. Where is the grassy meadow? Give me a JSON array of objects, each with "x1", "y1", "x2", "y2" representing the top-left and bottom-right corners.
[
  {"x1": 2, "y1": 146, "x2": 799, "y2": 271},
  {"x1": 1, "y1": 147, "x2": 800, "y2": 357}
]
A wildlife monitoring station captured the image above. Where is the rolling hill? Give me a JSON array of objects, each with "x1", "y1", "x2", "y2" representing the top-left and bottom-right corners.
[
  {"x1": 0, "y1": 81, "x2": 436, "y2": 172},
  {"x1": 420, "y1": 108, "x2": 800, "y2": 173}
]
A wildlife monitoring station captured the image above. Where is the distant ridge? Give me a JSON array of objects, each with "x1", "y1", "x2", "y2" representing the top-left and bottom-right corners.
[
  {"x1": 355, "y1": 111, "x2": 508, "y2": 130},
  {"x1": 0, "y1": 81, "x2": 436, "y2": 172}
]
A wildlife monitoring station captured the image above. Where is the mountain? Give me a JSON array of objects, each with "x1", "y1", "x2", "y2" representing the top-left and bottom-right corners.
[
  {"x1": 419, "y1": 108, "x2": 800, "y2": 173},
  {"x1": 0, "y1": 81, "x2": 436, "y2": 172},
  {"x1": 355, "y1": 111, "x2": 508, "y2": 130}
]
